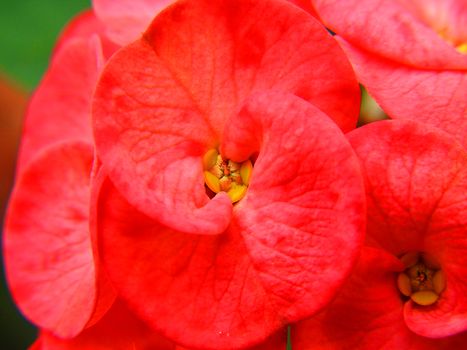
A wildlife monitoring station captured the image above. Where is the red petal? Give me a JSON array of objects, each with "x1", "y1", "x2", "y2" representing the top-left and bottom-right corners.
[
  {"x1": 338, "y1": 40, "x2": 467, "y2": 149},
  {"x1": 35, "y1": 300, "x2": 175, "y2": 350},
  {"x1": 92, "y1": 0, "x2": 174, "y2": 45},
  {"x1": 311, "y1": 0, "x2": 467, "y2": 68},
  {"x1": 223, "y1": 92, "x2": 366, "y2": 319},
  {"x1": 293, "y1": 247, "x2": 467, "y2": 349},
  {"x1": 97, "y1": 92, "x2": 364, "y2": 349},
  {"x1": 53, "y1": 10, "x2": 118, "y2": 59},
  {"x1": 288, "y1": 0, "x2": 320, "y2": 18},
  {"x1": 93, "y1": 0, "x2": 360, "y2": 234},
  {"x1": 4, "y1": 142, "x2": 105, "y2": 338},
  {"x1": 17, "y1": 36, "x2": 104, "y2": 172},
  {"x1": 98, "y1": 180, "x2": 279, "y2": 349},
  {"x1": 397, "y1": 0, "x2": 467, "y2": 47},
  {"x1": 348, "y1": 120, "x2": 467, "y2": 336}
]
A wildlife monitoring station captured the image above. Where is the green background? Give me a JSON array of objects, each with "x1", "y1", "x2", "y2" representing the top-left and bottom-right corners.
[
  {"x1": 1, "y1": 1, "x2": 90, "y2": 348},
  {"x1": 0, "y1": 0, "x2": 91, "y2": 90}
]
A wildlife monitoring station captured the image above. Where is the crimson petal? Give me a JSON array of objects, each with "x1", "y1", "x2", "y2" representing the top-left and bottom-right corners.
[
  {"x1": 223, "y1": 91, "x2": 366, "y2": 320},
  {"x1": 93, "y1": 0, "x2": 360, "y2": 234},
  {"x1": 92, "y1": 0, "x2": 174, "y2": 45},
  {"x1": 293, "y1": 247, "x2": 467, "y2": 349},
  {"x1": 348, "y1": 120, "x2": 467, "y2": 337},
  {"x1": 33, "y1": 300, "x2": 175, "y2": 350},
  {"x1": 4, "y1": 142, "x2": 109, "y2": 338},
  {"x1": 17, "y1": 36, "x2": 104, "y2": 172}
]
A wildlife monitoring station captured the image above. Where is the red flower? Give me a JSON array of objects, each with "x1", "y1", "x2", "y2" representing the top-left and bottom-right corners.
[
  {"x1": 92, "y1": 0, "x2": 364, "y2": 348},
  {"x1": 311, "y1": 0, "x2": 467, "y2": 148},
  {"x1": 293, "y1": 120, "x2": 467, "y2": 348}
]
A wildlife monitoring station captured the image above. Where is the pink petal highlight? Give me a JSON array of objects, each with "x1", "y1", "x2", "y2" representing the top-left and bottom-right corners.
[
  {"x1": 397, "y1": 0, "x2": 467, "y2": 47},
  {"x1": 53, "y1": 10, "x2": 118, "y2": 59},
  {"x1": 4, "y1": 142, "x2": 98, "y2": 338},
  {"x1": 93, "y1": 0, "x2": 174, "y2": 45},
  {"x1": 312, "y1": 0, "x2": 467, "y2": 68}
]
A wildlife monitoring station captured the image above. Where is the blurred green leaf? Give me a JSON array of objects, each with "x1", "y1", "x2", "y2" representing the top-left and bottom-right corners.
[{"x1": 0, "y1": 0, "x2": 91, "y2": 90}]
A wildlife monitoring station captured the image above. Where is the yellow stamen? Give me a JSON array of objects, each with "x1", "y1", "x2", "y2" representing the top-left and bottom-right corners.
[
  {"x1": 202, "y1": 149, "x2": 253, "y2": 203},
  {"x1": 240, "y1": 160, "x2": 253, "y2": 186},
  {"x1": 397, "y1": 252, "x2": 445, "y2": 306},
  {"x1": 433, "y1": 270, "x2": 446, "y2": 295},
  {"x1": 203, "y1": 149, "x2": 219, "y2": 170},
  {"x1": 456, "y1": 43, "x2": 467, "y2": 54},
  {"x1": 397, "y1": 273, "x2": 412, "y2": 297},
  {"x1": 400, "y1": 252, "x2": 419, "y2": 268},
  {"x1": 204, "y1": 171, "x2": 220, "y2": 193},
  {"x1": 227, "y1": 184, "x2": 248, "y2": 203},
  {"x1": 411, "y1": 291, "x2": 439, "y2": 306}
]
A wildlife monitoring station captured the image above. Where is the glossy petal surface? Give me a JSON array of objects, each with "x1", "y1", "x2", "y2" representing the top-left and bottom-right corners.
[
  {"x1": 93, "y1": 0, "x2": 174, "y2": 45},
  {"x1": 93, "y1": 0, "x2": 360, "y2": 234},
  {"x1": 293, "y1": 247, "x2": 467, "y2": 349},
  {"x1": 97, "y1": 92, "x2": 365, "y2": 349},
  {"x1": 348, "y1": 120, "x2": 467, "y2": 337},
  {"x1": 4, "y1": 142, "x2": 97, "y2": 338}
]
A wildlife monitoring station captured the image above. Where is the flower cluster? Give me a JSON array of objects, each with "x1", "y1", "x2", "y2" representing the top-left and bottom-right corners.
[{"x1": 3, "y1": 0, "x2": 466, "y2": 349}]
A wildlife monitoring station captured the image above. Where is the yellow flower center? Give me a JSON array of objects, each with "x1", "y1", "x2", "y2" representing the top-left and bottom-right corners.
[
  {"x1": 456, "y1": 43, "x2": 467, "y2": 54},
  {"x1": 397, "y1": 252, "x2": 446, "y2": 306},
  {"x1": 202, "y1": 149, "x2": 253, "y2": 203}
]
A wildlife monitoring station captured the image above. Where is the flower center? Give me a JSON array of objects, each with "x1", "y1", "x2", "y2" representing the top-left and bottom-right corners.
[
  {"x1": 397, "y1": 252, "x2": 446, "y2": 306},
  {"x1": 437, "y1": 29, "x2": 467, "y2": 54},
  {"x1": 456, "y1": 43, "x2": 467, "y2": 54},
  {"x1": 202, "y1": 149, "x2": 253, "y2": 203}
]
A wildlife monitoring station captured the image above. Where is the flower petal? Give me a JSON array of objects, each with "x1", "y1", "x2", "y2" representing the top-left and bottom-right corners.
[
  {"x1": 17, "y1": 36, "x2": 104, "y2": 173},
  {"x1": 93, "y1": 0, "x2": 359, "y2": 234},
  {"x1": 348, "y1": 120, "x2": 467, "y2": 337},
  {"x1": 92, "y1": 0, "x2": 174, "y2": 45},
  {"x1": 311, "y1": 0, "x2": 467, "y2": 68},
  {"x1": 339, "y1": 40, "x2": 467, "y2": 149},
  {"x1": 53, "y1": 10, "x2": 118, "y2": 59},
  {"x1": 397, "y1": 0, "x2": 467, "y2": 47},
  {"x1": 4, "y1": 142, "x2": 105, "y2": 338},
  {"x1": 223, "y1": 91, "x2": 366, "y2": 319},
  {"x1": 34, "y1": 300, "x2": 175, "y2": 350},
  {"x1": 292, "y1": 247, "x2": 467, "y2": 349},
  {"x1": 348, "y1": 120, "x2": 466, "y2": 253},
  {"x1": 97, "y1": 179, "x2": 283, "y2": 349}
]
